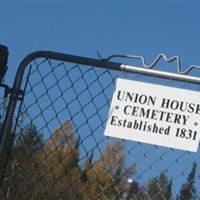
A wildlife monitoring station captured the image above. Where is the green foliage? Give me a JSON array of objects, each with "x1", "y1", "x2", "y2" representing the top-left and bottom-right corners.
[
  {"x1": 40, "y1": 121, "x2": 82, "y2": 200},
  {"x1": 16, "y1": 124, "x2": 43, "y2": 148},
  {"x1": 177, "y1": 162, "x2": 197, "y2": 200},
  {"x1": 1, "y1": 124, "x2": 44, "y2": 200},
  {"x1": 0, "y1": 120, "x2": 199, "y2": 200},
  {"x1": 80, "y1": 139, "x2": 136, "y2": 200},
  {"x1": 131, "y1": 171, "x2": 172, "y2": 200},
  {"x1": 147, "y1": 171, "x2": 172, "y2": 200}
]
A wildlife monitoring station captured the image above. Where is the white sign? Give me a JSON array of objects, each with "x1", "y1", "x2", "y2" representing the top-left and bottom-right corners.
[{"x1": 104, "y1": 78, "x2": 200, "y2": 152}]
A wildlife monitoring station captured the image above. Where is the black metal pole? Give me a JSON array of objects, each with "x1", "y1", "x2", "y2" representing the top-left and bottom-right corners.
[{"x1": 0, "y1": 44, "x2": 9, "y2": 84}]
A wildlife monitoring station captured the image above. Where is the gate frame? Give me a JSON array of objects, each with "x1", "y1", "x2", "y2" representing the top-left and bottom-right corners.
[{"x1": 1, "y1": 50, "x2": 200, "y2": 185}]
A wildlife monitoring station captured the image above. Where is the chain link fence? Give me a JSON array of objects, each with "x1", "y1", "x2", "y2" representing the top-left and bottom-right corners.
[{"x1": 0, "y1": 51, "x2": 199, "y2": 200}]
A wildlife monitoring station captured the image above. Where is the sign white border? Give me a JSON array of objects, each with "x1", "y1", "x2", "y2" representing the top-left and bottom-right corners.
[{"x1": 104, "y1": 78, "x2": 200, "y2": 152}]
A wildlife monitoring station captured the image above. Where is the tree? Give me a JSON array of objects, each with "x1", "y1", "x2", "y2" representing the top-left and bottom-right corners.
[
  {"x1": 177, "y1": 162, "x2": 197, "y2": 200},
  {"x1": 1, "y1": 120, "x2": 137, "y2": 200},
  {"x1": 146, "y1": 171, "x2": 172, "y2": 200},
  {"x1": 127, "y1": 171, "x2": 173, "y2": 200},
  {"x1": 120, "y1": 179, "x2": 140, "y2": 200},
  {"x1": 0, "y1": 124, "x2": 43, "y2": 200},
  {"x1": 40, "y1": 120, "x2": 83, "y2": 200},
  {"x1": 81, "y1": 139, "x2": 136, "y2": 200},
  {"x1": 40, "y1": 121, "x2": 135, "y2": 200}
]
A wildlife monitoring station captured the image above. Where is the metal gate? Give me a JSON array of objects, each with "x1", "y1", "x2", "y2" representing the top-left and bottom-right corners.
[{"x1": 0, "y1": 50, "x2": 200, "y2": 200}]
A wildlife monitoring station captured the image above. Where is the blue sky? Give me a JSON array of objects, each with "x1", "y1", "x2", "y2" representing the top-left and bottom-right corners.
[
  {"x1": 1, "y1": 0, "x2": 200, "y2": 197},
  {"x1": 1, "y1": 1, "x2": 200, "y2": 84}
]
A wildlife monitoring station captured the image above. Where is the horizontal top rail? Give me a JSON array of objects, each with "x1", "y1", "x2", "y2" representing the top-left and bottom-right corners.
[{"x1": 14, "y1": 51, "x2": 200, "y2": 91}]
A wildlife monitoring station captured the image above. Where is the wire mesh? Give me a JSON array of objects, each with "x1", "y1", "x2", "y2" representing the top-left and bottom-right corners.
[{"x1": 0, "y1": 56, "x2": 199, "y2": 200}]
